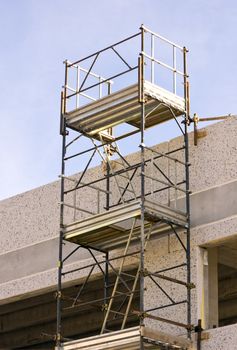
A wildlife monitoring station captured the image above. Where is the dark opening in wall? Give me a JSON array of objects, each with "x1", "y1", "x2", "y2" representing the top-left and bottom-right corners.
[
  {"x1": 0, "y1": 269, "x2": 139, "y2": 349},
  {"x1": 200, "y1": 238, "x2": 237, "y2": 329},
  {"x1": 218, "y1": 240, "x2": 237, "y2": 327}
]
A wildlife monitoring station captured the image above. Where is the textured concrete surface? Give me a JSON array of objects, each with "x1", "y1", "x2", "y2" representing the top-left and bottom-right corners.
[
  {"x1": 1, "y1": 180, "x2": 237, "y2": 284},
  {"x1": 0, "y1": 181, "x2": 60, "y2": 253},
  {"x1": 0, "y1": 238, "x2": 94, "y2": 284},
  {"x1": 1, "y1": 117, "x2": 237, "y2": 348},
  {"x1": 200, "y1": 324, "x2": 237, "y2": 350}
]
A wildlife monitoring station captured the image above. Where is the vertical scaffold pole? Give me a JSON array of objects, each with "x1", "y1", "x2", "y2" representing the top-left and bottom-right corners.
[
  {"x1": 104, "y1": 155, "x2": 110, "y2": 329},
  {"x1": 56, "y1": 102, "x2": 66, "y2": 347},
  {"x1": 104, "y1": 80, "x2": 112, "y2": 327},
  {"x1": 139, "y1": 25, "x2": 145, "y2": 350},
  {"x1": 183, "y1": 46, "x2": 192, "y2": 338},
  {"x1": 56, "y1": 61, "x2": 68, "y2": 347}
]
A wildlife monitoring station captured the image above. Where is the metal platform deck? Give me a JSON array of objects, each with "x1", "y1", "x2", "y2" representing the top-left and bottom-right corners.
[
  {"x1": 63, "y1": 200, "x2": 187, "y2": 251},
  {"x1": 65, "y1": 81, "x2": 185, "y2": 136},
  {"x1": 60, "y1": 326, "x2": 192, "y2": 349}
]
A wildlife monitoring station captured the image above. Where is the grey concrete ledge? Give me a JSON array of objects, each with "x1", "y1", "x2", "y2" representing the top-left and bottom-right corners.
[{"x1": 1, "y1": 179, "x2": 237, "y2": 285}]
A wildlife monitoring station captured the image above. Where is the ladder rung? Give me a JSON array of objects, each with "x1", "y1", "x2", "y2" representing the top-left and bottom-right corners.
[
  {"x1": 121, "y1": 271, "x2": 136, "y2": 278},
  {"x1": 115, "y1": 290, "x2": 132, "y2": 296},
  {"x1": 109, "y1": 309, "x2": 126, "y2": 316},
  {"x1": 114, "y1": 290, "x2": 139, "y2": 299},
  {"x1": 103, "y1": 328, "x2": 112, "y2": 333}
]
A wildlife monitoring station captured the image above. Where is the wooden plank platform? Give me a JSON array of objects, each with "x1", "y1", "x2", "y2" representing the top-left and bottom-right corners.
[
  {"x1": 63, "y1": 200, "x2": 188, "y2": 251},
  {"x1": 60, "y1": 326, "x2": 192, "y2": 349},
  {"x1": 65, "y1": 81, "x2": 185, "y2": 136}
]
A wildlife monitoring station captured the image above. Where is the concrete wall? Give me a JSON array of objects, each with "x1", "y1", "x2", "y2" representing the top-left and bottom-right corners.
[{"x1": 1, "y1": 117, "x2": 237, "y2": 348}]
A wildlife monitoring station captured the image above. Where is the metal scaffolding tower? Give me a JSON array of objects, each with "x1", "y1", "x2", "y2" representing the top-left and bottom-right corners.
[{"x1": 56, "y1": 25, "x2": 193, "y2": 349}]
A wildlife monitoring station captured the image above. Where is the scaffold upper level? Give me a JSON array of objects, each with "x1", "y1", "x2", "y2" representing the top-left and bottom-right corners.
[
  {"x1": 65, "y1": 80, "x2": 185, "y2": 137},
  {"x1": 61, "y1": 25, "x2": 189, "y2": 138}
]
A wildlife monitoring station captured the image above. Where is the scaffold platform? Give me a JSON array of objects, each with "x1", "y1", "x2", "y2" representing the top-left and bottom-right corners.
[
  {"x1": 65, "y1": 81, "x2": 185, "y2": 137},
  {"x1": 61, "y1": 326, "x2": 192, "y2": 350},
  {"x1": 63, "y1": 200, "x2": 188, "y2": 251}
]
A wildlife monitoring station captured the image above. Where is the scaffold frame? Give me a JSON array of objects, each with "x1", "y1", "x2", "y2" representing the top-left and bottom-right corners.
[{"x1": 56, "y1": 25, "x2": 193, "y2": 350}]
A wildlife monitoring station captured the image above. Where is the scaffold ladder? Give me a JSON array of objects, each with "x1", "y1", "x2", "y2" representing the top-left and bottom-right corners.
[{"x1": 101, "y1": 219, "x2": 153, "y2": 333}]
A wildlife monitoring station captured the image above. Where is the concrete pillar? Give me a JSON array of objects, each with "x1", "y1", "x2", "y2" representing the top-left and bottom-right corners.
[
  {"x1": 208, "y1": 247, "x2": 219, "y2": 328},
  {"x1": 197, "y1": 247, "x2": 209, "y2": 329}
]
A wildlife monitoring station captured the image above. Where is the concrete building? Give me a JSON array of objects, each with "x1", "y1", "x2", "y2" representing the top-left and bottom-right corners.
[
  {"x1": 0, "y1": 117, "x2": 237, "y2": 349},
  {"x1": 1, "y1": 26, "x2": 237, "y2": 350}
]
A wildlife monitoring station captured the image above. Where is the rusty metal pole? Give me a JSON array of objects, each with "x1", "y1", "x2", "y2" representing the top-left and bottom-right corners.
[
  {"x1": 139, "y1": 25, "x2": 145, "y2": 350},
  {"x1": 183, "y1": 46, "x2": 192, "y2": 338},
  {"x1": 56, "y1": 61, "x2": 68, "y2": 348},
  {"x1": 197, "y1": 319, "x2": 202, "y2": 350}
]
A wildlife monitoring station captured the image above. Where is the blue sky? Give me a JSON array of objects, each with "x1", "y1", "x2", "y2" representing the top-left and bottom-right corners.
[{"x1": 0, "y1": 0, "x2": 236, "y2": 200}]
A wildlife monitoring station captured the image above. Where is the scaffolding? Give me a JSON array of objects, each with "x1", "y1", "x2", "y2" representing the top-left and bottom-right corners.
[{"x1": 56, "y1": 25, "x2": 193, "y2": 349}]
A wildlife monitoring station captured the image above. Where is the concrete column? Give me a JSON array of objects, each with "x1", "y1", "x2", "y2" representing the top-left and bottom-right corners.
[
  {"x1": 197, "y1": 247, "x2": 209, "y2": 329},
  {"x1": 208, "y1": 247, "x2": 219, "y2": 328}
]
